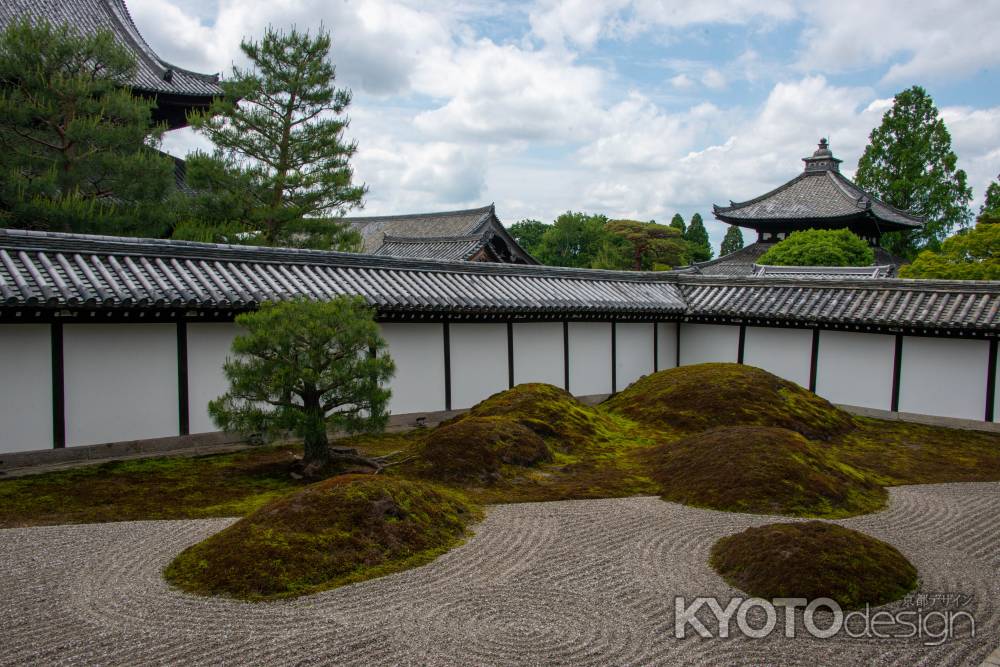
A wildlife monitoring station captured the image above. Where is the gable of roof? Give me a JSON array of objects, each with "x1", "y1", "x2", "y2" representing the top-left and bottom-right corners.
[
  {"x1": 345, "y1": 204, "x2": 538, "y2": 264},
  {"x1": 1, "y1": 0, "x2": 223, "y2": 127}
]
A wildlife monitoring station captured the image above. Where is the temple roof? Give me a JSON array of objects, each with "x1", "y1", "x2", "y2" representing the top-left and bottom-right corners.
[
  {"x1": 345, "y1": 204, "x2": 538, "y2": 264},
  {"x1": 686, "y1": 242, "x2": 905, "y2": 278},
  {"x1": 1, "y1": 229, "x2": 996, "y2": 333},
  {"x1": 713, "y1": 140, "x2": 924, "y2": 233},
  {"x1": 1, "y1": 0, "x2": 223, "y2": 128}
]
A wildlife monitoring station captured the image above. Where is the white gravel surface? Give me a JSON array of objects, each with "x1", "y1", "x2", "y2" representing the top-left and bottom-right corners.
[{"x1": 1, "y1": 482, "x2": 998, "y2": 666}]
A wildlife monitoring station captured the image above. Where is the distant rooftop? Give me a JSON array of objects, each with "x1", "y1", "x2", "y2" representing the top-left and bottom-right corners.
[
  {"x1": 1, "y1": 0, "x2": 223, "y2": 129},
  {"x1": 713, "y1": 139, "x2": 924, "y2": 237}
]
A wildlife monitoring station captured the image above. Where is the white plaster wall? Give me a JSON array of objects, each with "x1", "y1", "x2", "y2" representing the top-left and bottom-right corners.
[
  {"x1": 616, "y1": 323, "x2": 655, "y2": 390},
  {"x1": 380, "y1": 323, "x2": 446, "y2": 415},
  {"x1": 656, "y1": 322, "x2": 678, "y2": 370},
  {"x1": 512, "y1": 322, "x2": 564, "y2": 387},
  {"x1": 187, "y1": 323, "x2": 240, "y2": 434},
  {"x1": 898, "y1": 336, "x2": 989, "y2": 421},
  {"x1": 567, "y1": 322, "x2": 611, "y2": 396},
  {"x1": 743, "y1": 326, "x2": 812, "y2": 388},
  {"x1": 63, "y1": 324, "x2": 178, "y2": 447},
  {"x1": 0, "y1": 325, "x2": 52, "y2": 453},
  {"x1": 679, "y1": 323, "x2": 739, "y2": 366},
  {"x1": 815, "y1": 330, "x2": 894, "y2": 410},
  {"x1": 449, "y1": 323, "x2": 509, "y2": 409}
]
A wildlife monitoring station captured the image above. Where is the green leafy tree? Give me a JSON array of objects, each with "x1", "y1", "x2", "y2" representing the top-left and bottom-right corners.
[
  {"x1": 535, "y1": 211, "x2": 611, "y2": 267},
  {"x1": 720, "y1": 225, "x2": 745, "y2": 256},
  {"x1": 855, "y1": 85, "x2": 973, "y2": 257},
  {"x1": 209, "y1": 298, "x2": 395, "y2": 472},
  {"x1": 508, "y1": 219, "x2": 549, "y2": 254},
  {"x1": 899, "y1": 213, "x2": 1000, "y2": 280},
  {"x1": 184, "y1": 26, "x2": 364, "y2": 249},
  {"x1": 0, "y1": 19, "x2": 176, "y2": 235},
  {"x1": 604, "y1": 219, "x2": 688, "y2": 270},
  {"x1": 684, "y1": 213, "x2": 713, "y2": 262},
  {"x1": 758, "y1": 229, "x2": 875, "y2": 266},
  {"x1": 669, "y1": 213, "x2": 686, "y2": 235},
  {"x1": 981, "y1": 175, "x2": 1000, "y2": 215}
]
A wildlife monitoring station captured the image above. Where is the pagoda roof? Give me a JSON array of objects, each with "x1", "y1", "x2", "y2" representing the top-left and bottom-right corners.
[
  {"x1": 2, "y1": 0, "x2": 223, "y2": 128},
  {"x1": 344, "y1": 204, "x2": 538, "y2": 264},
  {"x1": 713, "y1": 140, "x2": 924, "y2": 233}
]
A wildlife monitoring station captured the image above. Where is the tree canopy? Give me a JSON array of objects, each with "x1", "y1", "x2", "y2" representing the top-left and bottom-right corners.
[
  {"x1": 603, "y1": 219, "x2": 687, "y2": 270},
  {"x1": 684, "y1": 213, "x2": 713, "y2": 262},
  {"x1": 533, "y1": 212, "x2": 610, "y2": 267},
  {"x1": 180, "y1": 27, "x2": 364, "y2": 250},
  {"x1": 669, "y1": 213, "x2": 686, "y2": 235},
  {"x1": 0, "y1": 19, "x2": 176, "y2": 236},
  {"x1": 508, "y1": 219, "x2": 547, "y2": 255},
  {"x1": 855, "y1": 85, "x2": 972, "y2": 257},
  {"x1": 899, "y1": 213, "x2": 999, "y2": 280},
  {"x1": 209, "y1": 298, "x2": 395, "y2": 471},
  {"x1": 982, "y1": 175, "x2": 1000, "y2": 216},
  {"x1": 757, "y1": 229, "x2": 875, "y2": 267},
  {"x1": 720, "y1": 225, "x2": 745, "y2": 256}
]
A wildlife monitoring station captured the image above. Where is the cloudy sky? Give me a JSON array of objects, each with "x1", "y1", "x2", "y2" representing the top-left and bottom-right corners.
[{"x1": 139, "y1": 0, "x2": 1000, "y2": 250}]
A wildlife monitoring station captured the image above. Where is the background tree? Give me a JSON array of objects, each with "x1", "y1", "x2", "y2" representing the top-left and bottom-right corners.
[
  {"x1": 604, "y1": 219, "x2": 687, "y2": 270},
  {"x1": 720, "y1": 225, "x2": 744, "y2": 256},
  {"x1": 758, "y1": 229, "x2": 875, "y2": 267},
  {"x1": 0, "y1": 19, "x2": 176, "y2": 236},
  {"x1": 855, "y1": 85, "x2": 972, "y2": 257},
  {"x1": 669, "y1": 213, "x2": 686, "y2": 235},
  {"x1": 508, "y1": 219, "x2": 548, "y2": 255},
  {"x1": 184, "y1": 26, "x2": 364, "y2": 250},
  {"x1": 209, "y1": 298, "x2": 395, "y2": 474},
  {"x1": 899, "y1": 213, "x2": 999, "y2": 280},
  {"x1": 534, "y1": 211, "x2": 610, "y2": 267},
  {"x1": 684, "y1": 213, "x2": 713, "y2": 262},
  {"x1": 981, "y1": 175, "x2": 1000, "y2": 215}
]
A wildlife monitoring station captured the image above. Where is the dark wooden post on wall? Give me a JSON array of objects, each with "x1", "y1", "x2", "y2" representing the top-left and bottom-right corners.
[
  {"x1": 808, "y1": 328, "x2": 820, "y2": 393},
  {"x1": 177, "y1": 321, "x2": 190, "y2": 436},
  {"x1": 653, "y1": 322, "x2": 659, "y2": 372},
  {"x1": 443, "y1": 321, "x2": 452, "y2": 411},
  {"x1": 737, "y1": 323, "x2": 746, "y2": 364},
  {"x1": 51, "y1": 322, "x2": 65, "y2": 448},
  {"x1": 507, "y1": 321, "x2": 514, "y2": 389},
  {"x1": 610, "y1": 321, "x2": 617, "y2": 394},
  {"x1": 986, "y1": 338, "x2": 998, "y2": 422},
  {"x1": 890, "y1": 334, "x2": 903, "y2": 412},
  {"x1": 563, "y1": 321, "x2": 570, "y2": 392}
]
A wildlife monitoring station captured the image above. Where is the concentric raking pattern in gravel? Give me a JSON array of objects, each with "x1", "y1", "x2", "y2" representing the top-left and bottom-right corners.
[{"x1": 1, "y1": 483, "x2": 997, "y2": 665}]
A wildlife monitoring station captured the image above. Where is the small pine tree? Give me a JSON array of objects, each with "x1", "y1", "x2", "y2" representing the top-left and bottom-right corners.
[
  {"x1": 209, "y1": 298, "x2": 395, "y2": 473},
  {"x1": 720, "y1": 225, "x2": 745, "y2": 256},
  {"x1": 604, "y1": 219, "x2": 687, "y2": 270},
  {"x1": 684, "y1": 213, "x2": 713, "y2": 262},
  {"x1": 185, "y1": 26, "x2": 365, "y2": 250},
  {"x1": 0, "y1": 19, "x2": 176, "y2": 236},
  {"x1": 855, "y1": 85, "x2": 973, "y2": 257}
]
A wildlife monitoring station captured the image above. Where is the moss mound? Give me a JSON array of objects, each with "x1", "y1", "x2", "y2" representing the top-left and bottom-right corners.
[
  {"x1": 711, "y1": 521, "x2": 918, "y2": 609},
  {"x1": 163, "y1": 475, "x2": 480, "y2": 600},
  {"x1": 456, "y1": 383, "x2": 611, "y2": 448},
  {"x1": 419, "y1": 416, "x2": 553, "y2": 483},
  {"x1": 605, "y1": 363, "x2": 855, "y2": 439},
  {"x1": 649, "y1": 426, "x2": 885, "y2": 517}
]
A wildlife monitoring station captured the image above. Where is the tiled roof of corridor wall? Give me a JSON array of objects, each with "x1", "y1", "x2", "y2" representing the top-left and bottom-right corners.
[{"x1": 0, "y1": 229, "x2": 997, "y2": 333}]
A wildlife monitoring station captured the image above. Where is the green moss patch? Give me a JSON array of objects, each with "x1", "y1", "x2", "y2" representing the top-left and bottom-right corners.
[
  {"x1": 163, "y1": 475, "x2": 481, "y2": 600},
  {"x1": 711, "y1": 521, "x2": 918, "y2": 609},
  {"x1": 649, "y1": 426, "x2": 885, "y2": 517},
  {"x1": 418, "y1": 416, "x2": 552, "y2": 483},
  {"x1": 455, "y1": 383, "x2": 613, "y2": 448},
  {"x1": 605, "y1": 363, "x2": 855, "y2": 439}
]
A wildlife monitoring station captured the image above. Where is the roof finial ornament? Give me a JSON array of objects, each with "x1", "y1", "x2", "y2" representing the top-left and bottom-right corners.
[{"x1": 819, "y1": 137, "x2": 829, "y2": 150}]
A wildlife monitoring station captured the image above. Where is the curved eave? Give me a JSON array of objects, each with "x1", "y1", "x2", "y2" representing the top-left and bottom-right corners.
[{"x1": 712, "y1": 210, "x2": 921, "y2": 234}]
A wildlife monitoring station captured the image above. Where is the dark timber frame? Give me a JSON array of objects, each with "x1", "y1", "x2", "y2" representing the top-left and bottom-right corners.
[
  {"x1": 891, "y1": 334, "x2": 904, "y2": 412},
  {"x1": 176, "y1": 322, "x2": 189, "y2": 436},
  {"x1": 737, "y1": 324, "x2": 747, "y2": 364},
  {"x1": 611, "y1": 322, "x2": 617, "y2": 394},
  {"x1": 50, "y1": 322, "x2": 65, "y2": 449},
  {"x1": 808, "y1": 328, "x2": 820, "y2": 392},
  {"x1": 563, "y1": 322, "x2": 570, "y2": 391},
  {"x1": 986, "y1": 338, "x2": 998, "y2": 422},
  {"x1": 443, "y1": 321, "x2": 452, "y2": 411},
  {"x1": 506, "y1": 321, "x2": 514, "y2": 389}
]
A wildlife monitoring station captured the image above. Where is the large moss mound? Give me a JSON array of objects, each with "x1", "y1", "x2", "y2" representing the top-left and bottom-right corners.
[
  {"x1": 419, "y1": 416, "x2": 553, "y2": 483},
  {"x1": 163, "y1": 475, "x2": 480, "y2": 600},
  {"x1": 605, "y1": 363, "x2": 855, "y2": 439},
  {"x1": 711, "y1": 521, "x2": 918, "y2": 609},
  {"x1": 456, "y1": 383, "x2": 613, "y2": 448},
  {"x1": 649, "y1": 426, "x2": 885, "y2": 517}
]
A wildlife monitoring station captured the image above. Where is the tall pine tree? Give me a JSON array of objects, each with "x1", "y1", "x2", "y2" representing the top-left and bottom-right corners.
[
  {"x1": 720, "y1": 225, "x2": 744, "y2": 256},
  {"x1": 669, "y1": 213, "x2": 686, "y2": 235},
  {"x1": 684, "y1": 212, "x2": 713, "y2": 262},
  {"x1": 0, "y1": 19, "x2": 176, "y2": 236},
  {"x1": 855, "y1": 86, "x2": 972, "y2": 257},
  {"x1": 981, "y1": 175, "x2": 1000, "y2": 215},
  {"x1": 183, "y1": 26, "x2": 364, "y2": 249}
]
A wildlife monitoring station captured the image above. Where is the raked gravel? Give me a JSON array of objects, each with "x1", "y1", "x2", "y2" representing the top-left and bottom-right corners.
[{"x1": 1, "y1": 482, "x2": 998, "y2": 666}]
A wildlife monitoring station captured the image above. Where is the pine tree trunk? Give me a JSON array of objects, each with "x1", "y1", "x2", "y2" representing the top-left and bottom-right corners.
[{"x1": 301, "y1": 397, "x2": 330, "y2": 468}]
